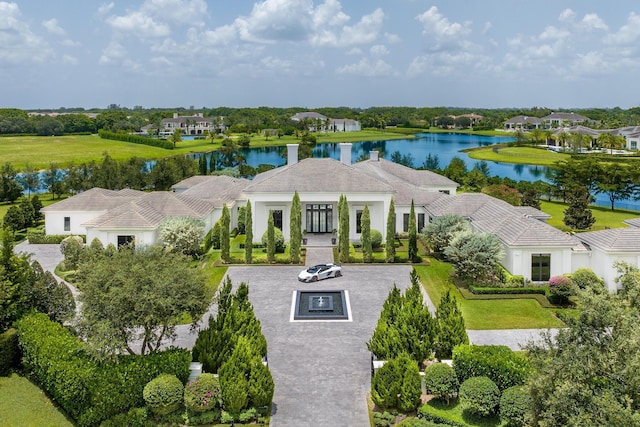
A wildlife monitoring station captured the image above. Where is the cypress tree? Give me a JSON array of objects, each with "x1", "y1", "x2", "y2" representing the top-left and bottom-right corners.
[
  {"x1": 563, "y1": 186, "x2": 595, "y2": 230},
  {"x1": 220, "y1": 204, "x2": 231, "y2": 262},
  {"x1": 408, "y1": 199, "x2": 419, "y2": 262},
  {"x1": 361, "y1": 204, "x2": 372, "y2": 263},
  {"x1": 435, "y1": 290, "x2": 468, "y2": 360},
  {"x1": 267, "y1": 210, "x2": 275, "y2": 263},
  {"x1": 337, "y1": 195, "x2": 345, "y2": 255},
  {"x1": 339, "y1": 195, "x2": 350, "y2": 263},
  {"x1": 290, "y1": 191, "x2": 302, "y2": 263},
  {"x1": 245, "y1": 200, "x2": 253, "y2": 264},
  {"x1": 385, "y1": 198, "x2": 396, "y2": 263}
]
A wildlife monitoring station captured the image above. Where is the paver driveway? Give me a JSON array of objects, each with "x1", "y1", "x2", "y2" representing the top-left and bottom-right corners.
[{"x1": 226, "y1": 264, "x2": 413, "y2": 427}]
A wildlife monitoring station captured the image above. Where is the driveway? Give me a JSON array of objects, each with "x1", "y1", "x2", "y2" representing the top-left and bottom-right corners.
[{"x1": 226, "y1": 264, "x2": 413, "y2": 427}]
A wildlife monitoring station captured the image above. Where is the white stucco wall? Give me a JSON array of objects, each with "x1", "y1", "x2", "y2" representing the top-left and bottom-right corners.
[
  {"x1": 45, "y1": 210, "x2": 106, "y2": 235},
  {"x1": 86, "y1": 228, "x2": 157, "y2": 248},
  {"x1": 587, "y1": 249, "x2": 640, "y2": 292},
  {"x1": 503, "y1": 246, "x2": 573, "y2": 282}
]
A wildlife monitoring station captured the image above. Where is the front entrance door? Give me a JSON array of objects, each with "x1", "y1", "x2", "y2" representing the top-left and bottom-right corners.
[{"x1": 306, "y1": 204, "x2": 333, "y2": 233}]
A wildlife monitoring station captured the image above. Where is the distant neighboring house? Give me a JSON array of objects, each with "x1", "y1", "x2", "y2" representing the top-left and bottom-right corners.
[
  {"x1": 542, "y1": 112, "x2": 589, "y2": 128},
  {"x1": 43, "y1": 143, "x2": 640, "y2": 291},
  {"x1": 291, "y1": 111, "x2": 361, "y2": 132},
  {"x1": 613, "y1": 126, "x2": 640, "y2": 150},
  {"x1": 504, "y1": 115, "x2": 543, "y2": 130},
  {"x1": 141, "y1": 113, "x2": 225, "y2": 137}
]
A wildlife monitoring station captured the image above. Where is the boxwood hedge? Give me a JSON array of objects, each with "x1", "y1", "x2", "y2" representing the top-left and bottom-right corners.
[
  {"x1": 17, "y1": 313, "x2": 190, "y2": 427},
  {"x1": 452, "y1": 345, "x2": 530, "y2": 391}
]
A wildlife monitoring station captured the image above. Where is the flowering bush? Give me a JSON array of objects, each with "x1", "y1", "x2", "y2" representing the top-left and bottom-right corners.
[
  {"x1": 547, "y1": 275, "x2": 575, "y2": 305},
  {"x1": 184, "y1": 373, "x2": 220, "y2": 412}
]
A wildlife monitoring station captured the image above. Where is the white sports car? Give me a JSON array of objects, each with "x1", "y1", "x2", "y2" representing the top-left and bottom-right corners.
[{"x1": 298, "y1": 263, "x2": 342, "y2": 282}]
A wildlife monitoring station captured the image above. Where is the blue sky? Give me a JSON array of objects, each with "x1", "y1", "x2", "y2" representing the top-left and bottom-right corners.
[{"x1": 2, "y1": 0, "x2": 640, "y2": 110}]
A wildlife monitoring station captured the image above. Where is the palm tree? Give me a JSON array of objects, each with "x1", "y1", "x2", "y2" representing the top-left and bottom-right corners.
[{"x1": 597, "y1": 132, "x2": 624, "y2": 155}]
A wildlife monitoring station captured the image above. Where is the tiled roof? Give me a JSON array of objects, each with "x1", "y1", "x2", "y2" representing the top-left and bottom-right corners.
[
  {"x1": 83, "y1": 192, "x2": 214, "y2": 229},
  {"x1": 512, "y1": 206, "x2": 552, "y2": 220},
  {"x1": 473, "y1": 215, "x2": 579, "y2": 247},
  {"x1": 425, "y1": 193, "x2": 513, "y2": 219},
  {"x1": 181, "y1": 176, "x2": 249, "y2": 207},
  {"x1": 171, "y1": 175, "x2": 220, "y2": 190},
  {"x1": 623, "y1": 218, "x2": 640, "y2": 228},
  {"x1": 576, "y1": 228, "x2": 640, "y2": 252},
  {"x1": 291, "y1": 112, "x2": 327, "y2": 121},
  {"x1": 505, "y1": 115, "x2": 543, "y2": 124},
  {"x1": 543, "y1": 112, "x2": 588, "y2": 121},
  {"x1": 41, "y1": 188, "x2": 144, "y2": 212},
  {"x1": 353, "y1": 158, "x2": 459, "y2": 188},
  {"x1": 245, "y1": 158, "x2": 395, "y2": 193}
]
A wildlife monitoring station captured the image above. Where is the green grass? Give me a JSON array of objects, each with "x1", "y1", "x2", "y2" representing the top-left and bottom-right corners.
[
  {"x1": 414, "y1": 260, "x2": 566, "y2": 330},
  {"x1": 0, "y1": 130, "x2": 411, "y2": 171},
  {"x1": 0, "y1": 194, "x2": 63, "y2": 221},
  {"x1": 420, "y1": 399, "x2": 504, "y2": 426},
  {"x1": 466, "y1": 145, "x2": 569, "y2": 166},
  {"x1": 0, "y1": 373, "x2": 74, "y2": 427},
  {"x1": 540, "y1": 200, "x2": 640, "y2": 231}
]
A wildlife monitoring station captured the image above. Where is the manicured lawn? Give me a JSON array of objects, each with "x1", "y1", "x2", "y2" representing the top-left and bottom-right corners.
[
  {"x1": 0, "y1": 373, "x2": 74, "y2": 427},
  {"x1": 420, "y1": 399, "x2": 504, "y2": 427},
  {"x1": 466, "y1": 145, "x2": 569, "y2": 166},
  {"x1": 0, "y1": 194, "x2": 62, "y2": 221},
  {"x1": 414, "y1": 260, "x2": 565, "y2": 330},
  {"x1": 0, "y1": 130, "x2": 410, "y2": 171},
  {"x1": 540, "y1": 200, "x2": 640, "y2": 231}
]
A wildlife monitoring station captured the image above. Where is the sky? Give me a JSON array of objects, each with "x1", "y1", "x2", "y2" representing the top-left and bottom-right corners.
[{"x1": 2, "y1": 0, "x2": 640, "y2": 110}]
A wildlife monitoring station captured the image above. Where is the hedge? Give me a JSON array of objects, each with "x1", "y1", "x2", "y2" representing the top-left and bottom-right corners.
[
  {"x1": 0, "y1": 328, "x2": 19, "y2": 376},
  {"x1": 468, "y1": 286, "x2": 547, "y2": 295},
  {"x1": 17, "y1": 313, "x2": 190, "y2": 427},
  {"x1": 417, "y1": 406, "x2": 466, "y2": 427},
  {"x1": 98, "y1": 129, "x2": 174, "y2": 149},
  {"x1": 28, "y1": 231, "x2": 86, "y2": 244},
  {"x1": 452, "y1": 345, "x2": 530, "y2": 391}
]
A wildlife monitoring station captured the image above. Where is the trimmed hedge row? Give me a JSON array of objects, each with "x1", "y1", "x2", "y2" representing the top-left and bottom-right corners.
[
  {"x1": 416, "y1": 408, "x2": 466, "y2": 427},
  {"x1": 0, "y1": 328, "x2": 19, "y2": 376},
  {"x1": 27, "y1": 231, "x2": 86, "y2": 244},
  {"x1": 17, "y1": 313, "x2": 190, "y2": 427},
  {"x1": 98, "y1": 129, "x2": 174, "y2": 149},
  {"x1": 452, "y1": 345, "x2": 530, "y2": 391},
  {"x1": 469, "y1": 286, "x2": 547, "y2": 295}
]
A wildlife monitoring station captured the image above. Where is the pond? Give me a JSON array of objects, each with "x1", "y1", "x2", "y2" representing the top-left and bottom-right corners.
[{"x1": 194, "y1": 132, "x2": 639, "y2": 211}]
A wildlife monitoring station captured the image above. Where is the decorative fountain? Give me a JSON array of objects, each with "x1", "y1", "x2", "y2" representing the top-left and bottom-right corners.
[{"x1": 293, "y1": 290, "x2": 349, "y2": 321}]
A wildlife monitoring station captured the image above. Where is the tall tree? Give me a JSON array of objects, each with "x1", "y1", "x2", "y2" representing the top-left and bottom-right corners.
[
  {"x1": 289, "y1": 191, "x2": 302, "y2": 263},
  {"x1": 76, "y1": 246, "x2": 208, "y2": 358},
  {"x1": 361, "y1": 204, "x2": 372, "y2": 263},
  {"x1": 169, "y1": 129, "x2": 182, "y2": 149},
  {"x1": 17, "y1": 163, "x2": 41, "y2": 197},
  {"x1": 434, "y1": 290, "x2": 468, "y2": 359},
  {"x1": 408, "y1": 200, "x2": 419, "y2": 263},
  {"x1": 245, "y1": 200, "x2": 253, "y2": 264},
  {"x1": 563, "y1": 186, "x2": 596, "y2": 230},
  {"x1": 385, "y1": 198, "x2": 396, "y2": 263},
  {"x1": 220, "y1": 205, "x2": 231, "y2": 263},
  {"x1": 444, "y1": 230, "x2": 503, "y2": 284},
  {"x1": 159, "y1": 216, "x2": 205, "y2": 257},
  {"x1": 339, "y1": 195, "x2": 350, "y2": 263},
  {"x1": 595, "y1": 163, "x2": 637, "y2": 210},
  {"x1": 267, "y1": 210, "x2": 275, "y2": 263},
  {"x1": 0, "y1": 163, "x2": 23, "y2": 203},
  {"x1": 422, "y1": 214, "x2": 470, "y2": 254}
]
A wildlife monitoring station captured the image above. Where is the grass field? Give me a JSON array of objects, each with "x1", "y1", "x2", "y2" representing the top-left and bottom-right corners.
[
  {"x1": 540, "y1": 200, "x2": 640, "y2": 231},
  {"x1": 414, "y1": 260, "x2": 565, "y2": 330},
  {"x1": 0, "y1": 130, "x2": 410, "y2": 171},
  {"x1": 466, "y1": 145, "x2": 569, "y2": 166},
  {"x1": 0, "y1": 373, "x2": 74, "y2": 427}
]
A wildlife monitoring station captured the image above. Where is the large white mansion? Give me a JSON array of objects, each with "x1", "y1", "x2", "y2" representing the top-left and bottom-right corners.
[{"x1": 43, "y1": 143, "x2": 640, "y2": 292}]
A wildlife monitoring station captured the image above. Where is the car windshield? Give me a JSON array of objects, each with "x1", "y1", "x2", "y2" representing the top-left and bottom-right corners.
[{"x1": 306, "y1": 265, "x2": 326, "y2": 273}]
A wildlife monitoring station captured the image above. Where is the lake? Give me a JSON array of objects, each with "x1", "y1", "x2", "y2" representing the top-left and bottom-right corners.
[{"x1": 196, "y1": 132, "x2": 639, "y2": 211}]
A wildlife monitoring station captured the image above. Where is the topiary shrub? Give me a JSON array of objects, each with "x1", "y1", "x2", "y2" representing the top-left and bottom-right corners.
[
  {"x1": 184, "y1": 373, "x2": 220, "y2": 412},
  {"x1": 452, "y1": 345, "x2": 529, "y2": 391},
  {"x1": 423, "y1": 363, "x2": 459, "y2": 404},
  {"x1": 371, "y1": 358, "x2": 401, "y2": 410},
  {"x1": 143, "y1": 374, "x2": 184, "y2": 416},
  {"x1": 59, "y1": 235, "x2": 85, "y2": 270},
  {"x1": 371, "y1": 229, "x2": 383, "y2": 249},
  {"x1": 500, "y1": 386, "x2": 532, "y2": 427},
  {"x1": 459, "y1": 376, "x2": 500, "y2": 417},
  {"x1": 398, "y1": 354, "x2": 422, "y2": 412},
  {"x1": 547, "y1": 275, "x2": 576, "y2": 305},
  {"x1": 261, "y1": 227, "x2": 285, "y2": 253}
]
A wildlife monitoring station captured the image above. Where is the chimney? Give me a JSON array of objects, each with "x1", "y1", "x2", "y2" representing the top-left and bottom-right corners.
[
  {"x1": 370, "y1": 151, "x2": 379, "y2": 161},
  {"x1": 340, "y1": 143, "x2": 352, "y2": 165},
  {"x1": 173, "y1": 113, "x2": 178, "y2": 118},
  {"x1": 287, "y1": 144, "x2": 298, "y2": 166}
]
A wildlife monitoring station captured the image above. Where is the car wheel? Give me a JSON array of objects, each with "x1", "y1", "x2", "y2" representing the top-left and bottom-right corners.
[
  {"x1": 334, "y1": 271, "x2": 342, "y2": 277},
  {"x1": 311, "y1": 276, "x2": 318, "y2": 282}
]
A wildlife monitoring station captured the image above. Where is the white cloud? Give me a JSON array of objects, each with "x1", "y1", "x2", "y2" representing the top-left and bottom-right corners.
[
  {"x1": 482, "y1": 21, "x2": 492, "y2": 35},
  {"x1": 140, "y1": 0, "x2": 208, "y2": 27},
  {"x1": 42, "y1": 18, "x2": 66, "y2": 36},
  {"x1": 261, "y1": 55, "x2": 293, "y2": 71},
  {"x1": 336, "y1": 8, "x2": 383, "y2": 46},
  {"x1": 582, "y1": 13, "x2": 607, "y2": 31},
  {"x1": 558, "y1": 8, "x2": 575, "y2": 23},
  {"x1": 0, "y1": 2, "x2": 52, "y2": 65},
  {"x1": 98, "y1": 2, "x2": 114, "y2": 16},
  {"x1": 107, "y1": 11, "x2": 170, "y2": 38},
  {"x1": 416, "y1": 6, "x2": 471, "y2": 50},
  {"x1": 370, "y1": 44, "x2": 388, "y2": 56},
  {"x1": 384, "y1": 32, "x2": 400, "y2": 44},
  {"x1": 99, "y1": 41, "x2": 127, "y2": 64},
  {"x1": 336, "y1": 57, "x2": 395, "y2": 77},
  {"x1": 62, "y1": 54, "x2": 78, "y2": 65},
  {"x1": 605, "y1": 12, "x2": 640, "y2": 45}
]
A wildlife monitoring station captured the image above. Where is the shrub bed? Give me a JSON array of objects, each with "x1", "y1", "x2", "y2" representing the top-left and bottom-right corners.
[
  {"x1": 27, "y1": 231, "x2": 86, "y2": 244},
  {"x1": 468, "y1": 286, "x2": 547, "y2": 295},
  {"x1": 459, "y1": 376, "x2": 500, "y2": 417},
  {"x1": 452, "y1": 345, "x2": 529, "y2": 391},
  {"x1": 17, "y1": 313, "x2": 190, "y2": 427},
  {"x1": 0, "y1": 328, "x2": 19, "y2": 376}
]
